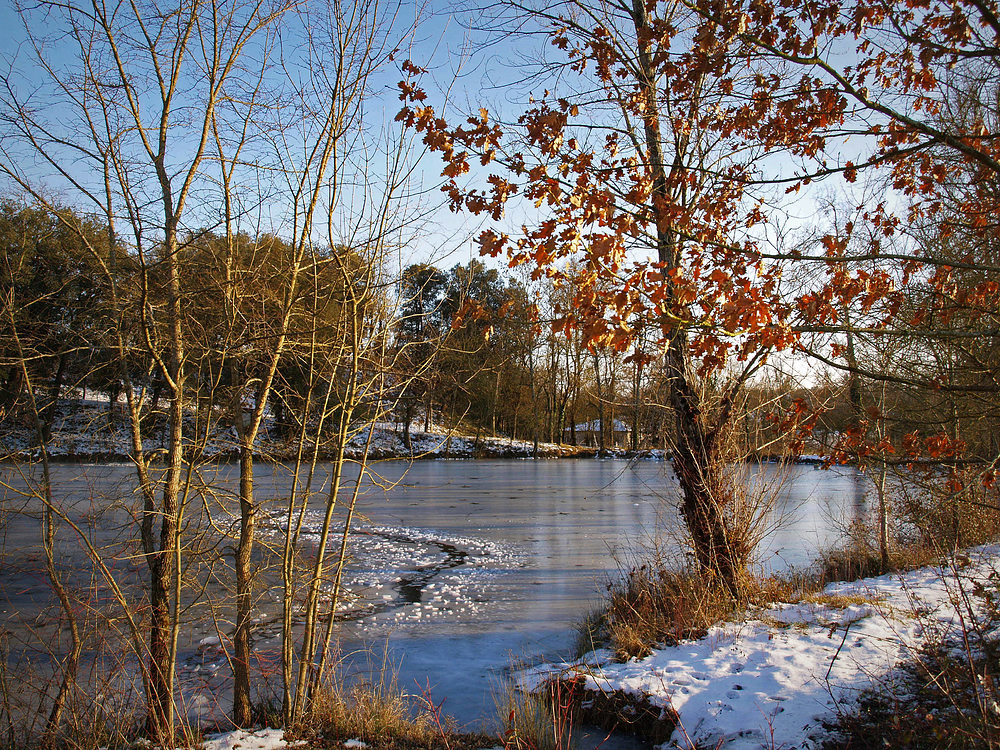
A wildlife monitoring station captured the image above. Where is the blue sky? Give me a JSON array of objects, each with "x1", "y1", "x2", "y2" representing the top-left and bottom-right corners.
[{"x1": 0, "y1": 0, "x2": 888, "y2": 280}]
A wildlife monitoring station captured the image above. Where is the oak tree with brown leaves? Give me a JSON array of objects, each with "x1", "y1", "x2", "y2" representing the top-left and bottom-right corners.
[
  {"x1": 398, "y1": 2, "x2": 792, "y2": 595},
  {"x1": 399, "y1": 0, "x2": 1000, "y2": 591}
]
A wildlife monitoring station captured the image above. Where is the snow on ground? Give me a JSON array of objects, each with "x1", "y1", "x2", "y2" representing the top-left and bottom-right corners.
[
  {"x1": 200, "y1": 728, "x2": 303, "y2": 750},
  {"x1": 200, "y1": 730, "x2": 370, "y2": 749},
  {"x1": 525, "y1": 544, "x2": 1000, "y2": 749},
  {"x1": 346, "y1": 422, "x2": 568, "y2": 459},
  {"x1": 0, "y1": 398, "x2": 576, "y2": 460}
]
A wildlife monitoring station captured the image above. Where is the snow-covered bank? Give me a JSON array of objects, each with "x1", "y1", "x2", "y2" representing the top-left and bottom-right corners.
[
  {"x1": 201, "y1": 728, "x2": 302, "y2": 750},
  {"x1": 525, "y1": 545, "x2": 1000, "y2": 749},
  {"x1": 1, "y1": 398, "x2": 828, "y2": 465},
  {"x1": 0, "y1": 399, "x2": 587, "y2": 460}
]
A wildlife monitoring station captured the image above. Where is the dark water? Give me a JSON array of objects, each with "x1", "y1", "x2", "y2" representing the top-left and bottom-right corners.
[{"x1": 0, "y1": 458, "x2": 865, "y2": 728}]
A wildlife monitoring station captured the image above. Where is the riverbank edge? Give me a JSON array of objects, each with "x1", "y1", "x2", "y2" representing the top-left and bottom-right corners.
[
  {"x1": 519, "y1": 542, "x2": 1000, "y2": 750},
  {"x1": 0, "y1": 448, "x2": 827, "y2": 464},
  {"x1": 199, "y1": 544, "x2": 1000, "y2": 750},
  {"x1": 0, "y1": 441, "x2": 826, "y2": 464},
  {"x1": 1, "y1": 399, "x2": 833, "y2": 465}
]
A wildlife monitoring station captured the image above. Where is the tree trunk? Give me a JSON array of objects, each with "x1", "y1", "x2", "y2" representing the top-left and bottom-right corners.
[
  {"x1": 146, "y1": 535, "x2": 174, "y2": 741},
  {"x1": 632, "y1": 349, "x2": 642, "y2": 451},
  {"x1": 0, "y1": 366, "x2": 24, "y2": 413},
  {"x1": 403, "y1": 400, "x2": 413, "y2": 451},
  {"x1": 609, "y1": 359, "x2": 617, "y2": 448},
  {"x1": 529, "y1": 343, "x2": 539, "y2": 456},
  {"x1": 489, "y1": 369, "x2": 497, "y2": 435},
  {"x1": 424, "y1": 386, "x2": 431, "y2": 432},
  {"x1": 233, "y1": 442, "x2": 255, "y2": 725},
  {"x1": 593, "y1": 351, "x2": 605, "y2": 452},
  {"x1": 145, "y1": 225, "x2": 184, "y2": 744},
  {"x1": 41, "y1": 353, "x2": 67, "y2": 444},
  {"x1": 631, "y1": 0, "x2": 742, "y2": 594},
  {"x1": 667, "y1": 354, "x2": 741, "y2": 592},
  {"x1": 108, "y1": 379, "x2": 121, "y2": 430}
]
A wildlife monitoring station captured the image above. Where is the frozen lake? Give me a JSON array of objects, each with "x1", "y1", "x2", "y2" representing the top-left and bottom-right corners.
[{"x1": 0, "y1": 458, "x2": 867, "y2": 728}]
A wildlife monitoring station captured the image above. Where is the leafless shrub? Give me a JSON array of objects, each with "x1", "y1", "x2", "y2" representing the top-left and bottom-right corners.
[{"x1": 823, "y1": 560, "x2": 1000, "y2": 749}]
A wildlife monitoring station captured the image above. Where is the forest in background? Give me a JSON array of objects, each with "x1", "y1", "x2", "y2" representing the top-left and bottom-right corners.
[{"x1": 5, "y1": 204, "x2": 996, "y2": 462}]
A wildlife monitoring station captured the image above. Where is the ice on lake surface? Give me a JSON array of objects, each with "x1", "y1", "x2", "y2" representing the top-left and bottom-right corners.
[{"x1": 0, "y1": 458, "x2": 866, "y2": 727}]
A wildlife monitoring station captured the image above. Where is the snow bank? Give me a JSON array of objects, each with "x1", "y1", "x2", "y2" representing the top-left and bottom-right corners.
[
  {"x1": 201, "y1": 728, "x2": 301, "y2": 750},
  {"x1": 0, "y1": 399, "x2": 576, "y2": 460},
  {"x1": 526, "y1": 544, "x2": 1000, "y2": 749}
]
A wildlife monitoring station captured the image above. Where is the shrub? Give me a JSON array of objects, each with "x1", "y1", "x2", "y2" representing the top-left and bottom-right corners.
[
  {"x1": 896, "y1": 470, "x2": 1000, "y2": 552},
  {"x1": 496, "y1": 678, "x2": 577, "y2": 750},
  {"x1": 589, "y1": 564, "x2": 738, "y2": 661},
  {"x1": 824, "y1": 622, "x2": 1000, "y2": 748}
]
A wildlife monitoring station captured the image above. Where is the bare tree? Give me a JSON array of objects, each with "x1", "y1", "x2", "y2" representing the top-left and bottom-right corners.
[{"x1": 0, "y1": 0, "x2": 289, "y2": 738}]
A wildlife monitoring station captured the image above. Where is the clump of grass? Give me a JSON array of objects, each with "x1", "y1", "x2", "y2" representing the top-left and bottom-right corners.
[
  {"x1": 302, "y1": 678, "x2": 435, "y2": 747},
  {"x1": 497, "y1": 674, "x2": 677, "y2": 749},
  {"x1": 250, "y1": 694, "x2": 284, "y2": 730},
  {"x1": 295, "y1": 662, "x2": 492, "y2": 750},
  {"x1": 587, "y1": 564, "x2": 739, "y2": 661},
  {"x1": 817, "y1": 545, "x2": 891, "y2": 583},
  {"x1": 750, "y1": 571, "x2": 808, "y2": 605},
  {"x1": 572, "y1": 609, "x2": 606, "y2": 659},
  {"x1": 803, "y1": 592, "x2": 878, "y2": 609},
  {"x1": 816, "y1": 518, "x2": 943, "y2": 586},
  {"x1": 496, "y1": 678, "x2": 577, "y2": 750}
]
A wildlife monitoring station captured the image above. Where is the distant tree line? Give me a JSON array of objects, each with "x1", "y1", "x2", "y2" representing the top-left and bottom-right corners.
[{"x1": 6, "y1": 196, "x2": 995, "y2": 471}]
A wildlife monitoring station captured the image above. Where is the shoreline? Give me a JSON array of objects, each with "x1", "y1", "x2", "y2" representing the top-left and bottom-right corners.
[
  {"x1": 0, "y1": 448, "x2": 829, "y2": 464},
  {"x1": 0, "y1": 399, "x2": 832, "y2": 466},
  {"x1": 196, "y1": 542, "x2": 1000, "y2": 750},
  {"x1": 521, "y1": 544, "x2": 1000, "y2": 750}
]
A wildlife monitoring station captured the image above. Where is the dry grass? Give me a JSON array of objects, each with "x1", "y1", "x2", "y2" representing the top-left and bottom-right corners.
[
  {"x1": 803, "y1": 592, "x2": 879, "y2": 609},
  {"x1": 299, "y1": 679, "x2": 437, "y2": 748},
  {"x1": 582, "y1": 564, "x2": 739, "y2": 661},
  {"x1": 294, "y1": 662, "x2": 492, "y2": 750},
  {"x1": 495, "y1": 679, "x2": 577, "y2": 750},
  {"x1": 816, "y1": 519, "x2": 945, "y2": 587}
]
